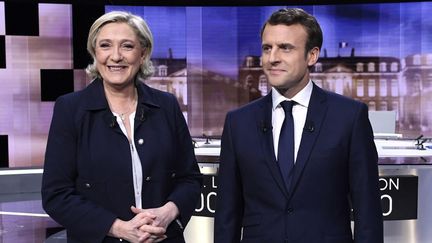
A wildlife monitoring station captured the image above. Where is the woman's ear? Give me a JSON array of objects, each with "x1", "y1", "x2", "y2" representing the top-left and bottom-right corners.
[{"x1": 140, "y1": 49, "x2": 147, "y2": 64}]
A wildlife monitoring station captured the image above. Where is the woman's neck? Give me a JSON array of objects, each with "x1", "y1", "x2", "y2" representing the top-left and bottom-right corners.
[{"x1": 104, "y1": 82, "x2": 138, "y2": 118}]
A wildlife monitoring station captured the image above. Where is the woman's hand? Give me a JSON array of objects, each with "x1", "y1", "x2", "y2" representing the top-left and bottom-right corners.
[
  {"x1": 131, "y1": 202, "x2": 180, "y2": 242},
  {"x1": 108, "y1": 211, "x2": 166, "y2": 243}
]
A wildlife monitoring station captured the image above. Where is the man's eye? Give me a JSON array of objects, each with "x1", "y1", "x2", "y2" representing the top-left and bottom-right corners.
[{"x1": 262, "y1": 46, "x2": 271, "y2": 52}]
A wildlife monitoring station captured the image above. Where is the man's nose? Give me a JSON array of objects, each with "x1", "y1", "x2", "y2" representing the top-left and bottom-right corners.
[{"x1": 268, "y1": 49, "x2": 280, "y2": 64}]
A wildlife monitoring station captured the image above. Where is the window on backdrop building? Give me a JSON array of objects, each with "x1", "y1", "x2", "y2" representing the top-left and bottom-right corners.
[
  {"x1": 357, "y1": 79, "x2": 364, "y2": 97},
  {"x1": 368, "y1": 79, "x2": 376, "y2": 97},
  {"x1": 258, "y1": 75, "x2": 268, "y2": 96},
  {"x1": 246, "y1": 56, "x2": 254, "y2": 67},
  {"x1": 380, "y1": 79, "x2": 387, "y2": 96},
  {"x1": 158, "y1": 65, "x2": 168, "y2": 77},
  {"x1": 391, "y1": 79, "x2": 399, "y2": 97},
  {"x1": 335, "y1": 79, "x2": 343, "y2": 95},
  {"x1": 380, "y1": 62, "x2": 387, "y2": 72},
  {"x1": 391, "y1": 62, "x2": 398, "y2": 72},
  {"x1": 356, "y1": 62, "x2": 364, "y2": 72},
  {"x1": 368, "y1": 62, "x2": 375, "y2": 72}
]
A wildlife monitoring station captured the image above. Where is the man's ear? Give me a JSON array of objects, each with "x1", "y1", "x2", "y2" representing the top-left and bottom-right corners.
[{"x1": 307, "y1": 47, "x2": 320, "y2": 67}]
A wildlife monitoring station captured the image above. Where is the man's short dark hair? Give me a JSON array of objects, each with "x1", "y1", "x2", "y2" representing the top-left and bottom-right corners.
[{"x1": 260, "y1": 8, "x2": 323, "y2": 55}]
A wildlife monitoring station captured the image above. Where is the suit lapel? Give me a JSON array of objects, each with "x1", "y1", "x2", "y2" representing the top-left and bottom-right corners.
[
  {"x1": 288, "y1": 84, "x2": 328, "y2": 196},
  {"x1": 256, "y1": 92, "x2": 290, "y2": 198}
]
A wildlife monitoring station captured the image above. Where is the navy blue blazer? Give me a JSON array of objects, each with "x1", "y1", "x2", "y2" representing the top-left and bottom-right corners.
[
  {"x1": 42, "y1": 79, "x2": 202, "y2": 243},
  {"x1": 215, "y1": 83, "x2": 383, "y2": 243}
]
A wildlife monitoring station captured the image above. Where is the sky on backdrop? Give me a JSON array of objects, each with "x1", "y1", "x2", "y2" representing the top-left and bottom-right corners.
[{"x1": 107, "y1": 3, "x2": 432, "y2": 77}]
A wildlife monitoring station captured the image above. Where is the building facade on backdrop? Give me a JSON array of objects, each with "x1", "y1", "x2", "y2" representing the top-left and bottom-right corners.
[{"x1": 239, "y1": 51, "x2": 432, "y2": 136}]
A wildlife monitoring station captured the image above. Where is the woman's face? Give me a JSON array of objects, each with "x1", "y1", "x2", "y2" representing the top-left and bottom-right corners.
[{"x1": 95, "y1": 22, "x2": 146, "y2": 87}]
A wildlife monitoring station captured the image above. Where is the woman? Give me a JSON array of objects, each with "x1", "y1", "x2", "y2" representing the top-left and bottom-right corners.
[{"x1": 42, "y1": 11, "x2": 202, "y2": 243}]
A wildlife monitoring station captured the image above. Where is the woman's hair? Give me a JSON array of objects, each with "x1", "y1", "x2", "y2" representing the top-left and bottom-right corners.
[{"x1": 85, "y1": 11, "x2": 154, "y2": 80}]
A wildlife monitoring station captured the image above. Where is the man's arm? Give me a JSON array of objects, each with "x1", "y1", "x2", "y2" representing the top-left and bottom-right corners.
[{"x1": 348, "y1": 103, "x2": 384, "y2": 243}]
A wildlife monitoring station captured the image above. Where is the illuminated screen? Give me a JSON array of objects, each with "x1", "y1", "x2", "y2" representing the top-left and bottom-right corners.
[{"x1": 0, "y1": 2, "x2": 431, "y2": 167}]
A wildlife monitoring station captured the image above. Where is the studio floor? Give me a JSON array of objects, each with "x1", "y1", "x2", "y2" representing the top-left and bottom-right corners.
[{"x1": 0, "y1": 193, "x2": 63, "y2": 243}]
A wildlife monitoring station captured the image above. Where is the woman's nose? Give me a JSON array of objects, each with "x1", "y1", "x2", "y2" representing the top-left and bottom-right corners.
[{"x1": 111, "y1": 47, "x2": 123, "y2": 62}]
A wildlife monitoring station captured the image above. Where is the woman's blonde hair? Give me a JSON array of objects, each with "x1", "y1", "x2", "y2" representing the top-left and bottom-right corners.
[{"x1": 85, "y1": 11, "x2": 154, "y2": 80}]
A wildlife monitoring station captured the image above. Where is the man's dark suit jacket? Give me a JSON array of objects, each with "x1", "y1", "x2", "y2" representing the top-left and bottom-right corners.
[
  {"x1": 215, "y1": 83, "x2": 383, "y2": 243},
  {"x1": 42, "y1": 79, "x2": 202, "y2": 243}
]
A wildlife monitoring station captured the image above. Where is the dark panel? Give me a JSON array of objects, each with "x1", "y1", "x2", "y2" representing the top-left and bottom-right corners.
[
  {"x1": 72, "y1": 3, "x2": 105, "y2": 69},
  {"x1": 0, "y1": 36, "x2": 5, "y2": 68},
  {"x1": 0, "y1": 135, "x2": 8, "y2": 168},
  {"x1": 40, "y1": 69, "x2": 74, "y2": 101},
  {"x1": 5, "y1": 2, "x2": 39, "y2": 36}
]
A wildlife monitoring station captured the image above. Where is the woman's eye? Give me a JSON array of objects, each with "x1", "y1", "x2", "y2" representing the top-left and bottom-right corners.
[
  {"x1": 122, "y1": 44, "x2": 134, "y2": 50},
  {"x1": 99, "y1": 43, "x2": 110, "y2": 48}
]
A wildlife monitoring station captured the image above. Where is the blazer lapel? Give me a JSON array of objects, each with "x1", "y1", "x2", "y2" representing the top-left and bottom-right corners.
[
  {"x1": 256, "y1": 92, "x2": 290, "y2": 198},
  {"x1": 288, "y1": 83, "x2": 328, "y2": 196},
  {"x1": 80, "y1": 79, "x2": 124, "y2": 134},
  {"x1": 134, "y1": 81, "x2": 161, "y2": 130}
]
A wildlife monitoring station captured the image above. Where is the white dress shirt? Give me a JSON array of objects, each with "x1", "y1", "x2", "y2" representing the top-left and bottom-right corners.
[
  {"x1": 272, "y1": 80, "x2": 313, "y2": 163},
  {"x1": 114, "y1": 111, "x2": 143, "y2": 209}
]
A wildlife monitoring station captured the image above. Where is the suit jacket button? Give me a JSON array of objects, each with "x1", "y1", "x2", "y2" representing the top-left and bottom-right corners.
[
  {"x1": 171, "y1": 173, "x2": 176, "y2": 178},
  {"x1": 138, "y1": 139, "x2": 144, "y2": 145},
  {"x1": 286, "y1": 208, "x2": 293, "y2": 214},
  {"x1": 85, "y1": 183, "x2": 91, "y2": 188},
  {"x1": 145, "y1": 176, "x2": 151, "y2": 181}
]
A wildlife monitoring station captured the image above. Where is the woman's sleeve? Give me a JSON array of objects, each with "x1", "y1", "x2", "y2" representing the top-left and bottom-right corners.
[
  {"x1": 41, "y1": 96, "x2": 117, "y2": 243},
  {"x1": 166, "y1": 94, "x2": 203, "y2": 227}
]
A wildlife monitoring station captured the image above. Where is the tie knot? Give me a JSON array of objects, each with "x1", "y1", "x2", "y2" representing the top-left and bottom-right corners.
[{"x1": 280, "y1": 100, "x2": 294, "y2": 114}]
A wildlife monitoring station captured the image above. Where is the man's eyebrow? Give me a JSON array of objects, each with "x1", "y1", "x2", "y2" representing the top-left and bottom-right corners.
[{"x1": 278, "y1": 43, "x2": 295, "y2": 49}]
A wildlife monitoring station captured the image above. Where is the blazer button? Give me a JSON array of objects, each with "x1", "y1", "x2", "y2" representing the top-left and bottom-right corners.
[
  {"x1": 85, "y1": 183, "x2": 91, "y2": 188},
  {"x1": 171, "y1": 172, "x2": 176, "y2": 178},
  {"x1": 138, "y1": 139, "x2": 144, "y2": 145},
  {"x1": 145, "y1": 176, "x2": 151, "y2": 181},
  {"x1": 286, "y1": 208, "x2": 293, "y2": 214}
]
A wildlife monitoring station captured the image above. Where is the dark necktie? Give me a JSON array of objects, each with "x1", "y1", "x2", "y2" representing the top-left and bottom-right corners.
[{"x1": 278, "y1": 100, "x2": 295, "y2": 189}]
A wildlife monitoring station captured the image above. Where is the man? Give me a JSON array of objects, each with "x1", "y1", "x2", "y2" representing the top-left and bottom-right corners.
[{"x1": 214, "y1": 8, "x2": 383, "y2": 243}]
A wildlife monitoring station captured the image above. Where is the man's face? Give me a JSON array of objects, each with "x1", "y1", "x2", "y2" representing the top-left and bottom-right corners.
[{"x1": 261, "y1": 24, "x2": 319, "y2": 97}]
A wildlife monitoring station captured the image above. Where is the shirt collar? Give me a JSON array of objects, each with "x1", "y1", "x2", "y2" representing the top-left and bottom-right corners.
[{"x1": 271, "y1": 80, "x2": 313, "y2": 110}]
